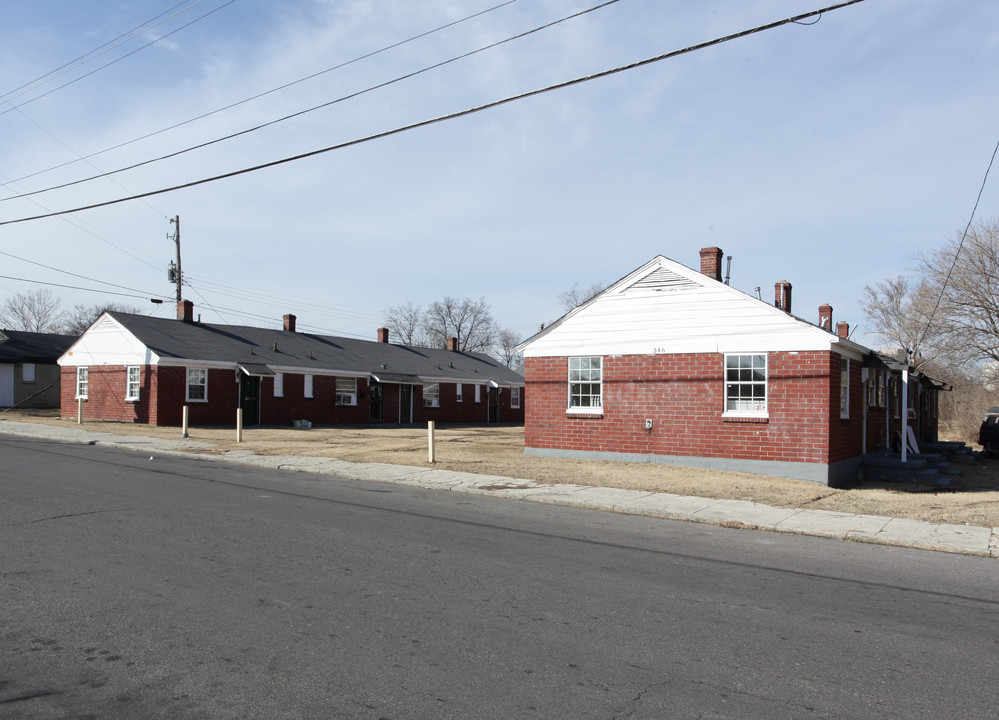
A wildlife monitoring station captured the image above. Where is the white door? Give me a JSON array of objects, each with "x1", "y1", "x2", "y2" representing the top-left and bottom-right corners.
[{"x1": 0, "y1": 365, "x2": 14, "y2": 406}]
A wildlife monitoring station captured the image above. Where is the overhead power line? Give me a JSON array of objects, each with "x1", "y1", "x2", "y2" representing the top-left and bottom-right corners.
[
  {"x1": 4, "y1": 0, "x2": 522, "y2": 188},
  {"x1": 0, "y1": 0, "x2": 238, "y2": 118},
  {"x1": 1, "y1": 0, "x2": 619, "y2": 203},
  {"x1": 1, "y1": 0, "x2": 208, "y2": 103},
  {"x1": 0, "y1": 0, "x2": 867, "y2": 227},
  {"x1": 912, "y1": 135, "x2": 999, "y2": 355},
  {"x1": 0, "y1": 275, "x2": 164, "y2": 300}
]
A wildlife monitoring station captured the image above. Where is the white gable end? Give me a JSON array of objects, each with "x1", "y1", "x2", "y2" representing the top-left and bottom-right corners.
[
  {"x1": 522, "y1": 256, "x2": 840, "y2": 358},
  {"x1": 59, "y1": 314, "x2": 159, "y2": 367}
]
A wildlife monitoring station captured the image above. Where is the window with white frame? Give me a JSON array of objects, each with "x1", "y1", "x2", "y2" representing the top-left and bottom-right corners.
[
  {"x1": 867, "y1": 369, "x2": 887, "y2": 408},
  {"x1": 724, "y1": 354, "x2": 767, "y2": 415},
  {"x1": 568, "y1": 356, "x2": 602, "y2": 410},
  {"x1": 76, "y1": 367, "x2": 89, "y2": 399},
  {"x1": 511, "y1": 386, "x2": 521, "y2": 409},
  {"x1": 456, "y1": 383, "x2": 463, "y2": 403},
  {"x1": 22, "y1": 363, "x2": 35, "y2": 383},
  {"x1": 422, "y1": 382, "x2": 440, "y2": 408},
  {"x1": 336, "y1": 376, "x2": 357, "y2": 405},
  {"x1": 186, "y1": 368, "x2": 207, "y2": 401},
  {"x1": 475, "y1": 384, "x2": 481, "y2": 403},
  {"x1": 126, "y1": 366, "x2": 140, "y2": 401},
  {"x1": 304, "y1": 374, "x2": 314, "y2": 398},
  {"x1": 274, "y1": 372, "x2": 284, "y2": 398},
  {"x1": 840, "y1": 358, "x2": 850, "y2": 418}
]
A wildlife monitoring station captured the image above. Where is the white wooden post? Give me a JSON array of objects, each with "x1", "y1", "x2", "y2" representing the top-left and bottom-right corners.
[
  {"x1": 181, "y1": 405, "x2": 189, "y2": 439},
  {"x1": 236, "y1": 408, "x2": 243, "y2": 443},
  {"x1": 901, "y1": 368, "x2": 909, "y2": 463},
  {"x1": 428, "y1": 420, "x2": 436, "y2": 463},
  {"x1": 77, "y1": 396, "x2": 82, "y2": 425}
]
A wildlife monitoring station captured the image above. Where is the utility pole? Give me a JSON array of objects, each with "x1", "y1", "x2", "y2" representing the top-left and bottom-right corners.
[{"x1": 167, "y1": 215, "x2": 182, "y2": 303}]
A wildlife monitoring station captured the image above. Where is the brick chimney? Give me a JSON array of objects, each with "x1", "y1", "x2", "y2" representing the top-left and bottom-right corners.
[
  {"x1": 819, "y1": 304, "x2": 833, "y2": 331},
  {"x1": 446, "y1": 336, "x2": 459, "y2": 352},
  {"x1": 377, "y1": 328, "x2": 389, "y2": 343},
  {"x1": 774, "y1": 281, "x2": 792, "y2": 314},
  {"x1": 178, "y1": 299, "x2": 194, "y2": 323},
  {"x1": 283, "y1": 313, "x2": 296, "y2": 332},
  {"x1": 836, "y1": 321, "x2": 850, "y2": 339},
  {"x1": 699, "y1": 247, "x2": 724, "y2": 282}
]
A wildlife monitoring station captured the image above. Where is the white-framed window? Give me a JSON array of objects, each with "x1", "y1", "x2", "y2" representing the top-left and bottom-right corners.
[
  {"x1": 840, "y1": 358, "x2": 850, "y2": 419},
  {"x1": 475, "y1": 384, "x2": 481, "y2": 403},
  {"x1": 76, "y1": 367, "x2": 89, "y2": 399},
  {"x1": 867, "y1": 369, "x2": 887, "y2": 408},
  {"x1": 304, "y1": 374, "x2": 314, "y2": 398},
  {"x1": 724, "y1": 354, "x2": 767, "y2": 415},
  {"x1": 22, "y1": 363, "x2": 36, "y2": 383},
  {"x1": 126, "y1": 366, "x2": 140, "y2": 401},
  {"x1": 186, "y1": 368, "x2": 207, "y2": 402},
  {"x1": 274, "y1": 372, "x2": 284, "y2": 398},
  {"x1": 511, "y1": 386, "x2": 521, "y2": 409},
  {"x1": 423, "y1": 383, "x2": 440, "y2": 408},
  {"x1": 568, "y1": 356, "x2": 602, "y2": 411},
  {"x1": 456, "y1": 383, "x2": 463, "y2": 403},
  {"x1": 336, "y1": 376, "x2": 357, "y2": 406}
]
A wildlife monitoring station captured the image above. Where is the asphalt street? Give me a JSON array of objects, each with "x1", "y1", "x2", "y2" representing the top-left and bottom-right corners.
[{"x1": 3, "y1": 434, "x2": 998, "y2": 719}]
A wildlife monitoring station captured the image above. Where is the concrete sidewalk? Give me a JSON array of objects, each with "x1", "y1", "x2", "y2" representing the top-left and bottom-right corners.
[{"x1": 3, "y1": 419, "x2": 997, "y2": 559}]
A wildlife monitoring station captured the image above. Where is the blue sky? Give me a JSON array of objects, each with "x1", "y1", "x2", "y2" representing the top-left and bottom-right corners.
[{"x1": 1, "y1": 0, "x2": 997, "y2": 347}]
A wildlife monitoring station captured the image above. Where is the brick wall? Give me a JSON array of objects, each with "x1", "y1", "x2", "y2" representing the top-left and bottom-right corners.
[
  {"x1": 60, "y1": 365, "x2": 155, "y2": 423},
  {"x1": 525, "y1": 351, "x2": 862, "y2": 466},
  {"x1": 62, "y1": 366, "x2": 524, "y2": 427}
]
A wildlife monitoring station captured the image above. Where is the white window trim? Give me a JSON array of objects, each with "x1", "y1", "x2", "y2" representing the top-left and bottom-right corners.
[
  {"x1": 335, "y1": 376, "x2": 357, "y2": 406},
  {"x1": 186, "y1": 367, "x2": 208, "y2": 403},
  {"x1": 423, "y1": 382, "x2": 440, "y2": 408},
  {"x1": 22, "y1": 363, "x2": 36, "y2": 383},
  {"x1": 456, "y1": 382, "x2": 463, "y2": 403},
  {"x1": 76, "y1": 366, "x2": 89, "y2": 399},
  {"x1": 274, "y1": 372, "x2": 284, "y2": 398},
  {"x1": 475, "y1": 384, "x2": 481, "y2": 403},
  {"x1": 722, "y1": 353, "x2": 768, "y2": 418},
  {"x1": 304, "y1": 374, "x2": 314, "y2": 399},
  {"x1": 568, "y1": 356, "x2": 603, "y2": 413},
  {"x1": 511, "y1": 386, "x2": 521, "y2": 409},
  {"x1": 125, "y1": 366, "x2": 141, "y2": 401}
]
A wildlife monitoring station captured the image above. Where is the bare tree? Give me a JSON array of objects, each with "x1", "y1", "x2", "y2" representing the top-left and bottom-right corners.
[
  {"x1": 0, "y1": 289, "x2": 66, "y2": 333},
  {"x1": 864, "y1": 217, "x2": 999, "y2": 441},
  {"x1": 421, "y1": 296, "x2": 497, "y2": 353},
  {"x1": 383, "y1": 302, "x2": 426, "y2": 346},
  {"x1": 495, "y1": 328, "x2": 524, "y2": 369},
  {"x1": 861, "y1": 275, "x2": 944, "y2": 370},
  {"x1": 63, "y1": 301, "x2": 144, "y2": 336},
  {"x1": 557, "y1": 281, "x2": 605, "y2": 313},
  {"x1": 918, "y1": 218, "x2": 999, "y2": 367}
]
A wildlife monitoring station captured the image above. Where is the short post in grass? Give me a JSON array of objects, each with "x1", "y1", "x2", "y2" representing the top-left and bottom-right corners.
[{"x1": 428, "y1": 421, "x2": 436, "y2": 463}]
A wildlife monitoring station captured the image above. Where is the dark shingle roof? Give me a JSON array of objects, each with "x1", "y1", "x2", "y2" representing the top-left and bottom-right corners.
[
  {"x1": 0, "y1": 329, "x2": 77, "y2": 363},
  {"x1": 107, "y1": 313, "x2": 524, "y2": 386}
]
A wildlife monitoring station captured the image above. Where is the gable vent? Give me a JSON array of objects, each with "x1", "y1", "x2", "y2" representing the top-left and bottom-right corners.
[{"x1": 626, "y1": 267, "x2": 698, "y2": 293}]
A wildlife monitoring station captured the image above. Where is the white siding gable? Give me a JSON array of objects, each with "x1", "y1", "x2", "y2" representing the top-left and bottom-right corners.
[
  {"x1": 59, "y1": 314, "x2": 159, "y2": 367},
  {"x1": 522, "y1": 255, "x2": 844, "y2": 358}
]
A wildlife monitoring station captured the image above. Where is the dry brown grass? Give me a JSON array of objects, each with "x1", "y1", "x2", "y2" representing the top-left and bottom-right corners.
[{"x1": 6, "y1": 409, "x2": 999, "y2": 528}]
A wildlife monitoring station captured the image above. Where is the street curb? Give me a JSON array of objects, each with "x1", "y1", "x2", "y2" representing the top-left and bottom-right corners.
[{"x1": 3, "y1": 419, "x2": 997, "y2": 558}]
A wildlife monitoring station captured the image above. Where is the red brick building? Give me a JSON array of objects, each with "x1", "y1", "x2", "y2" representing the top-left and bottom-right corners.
[
  {"x1": 58, "y1": 304, "x2": 524, "y2": 427},
  {"x1": 518, "y1": 249, "x2": 942, "y2": 487}
]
